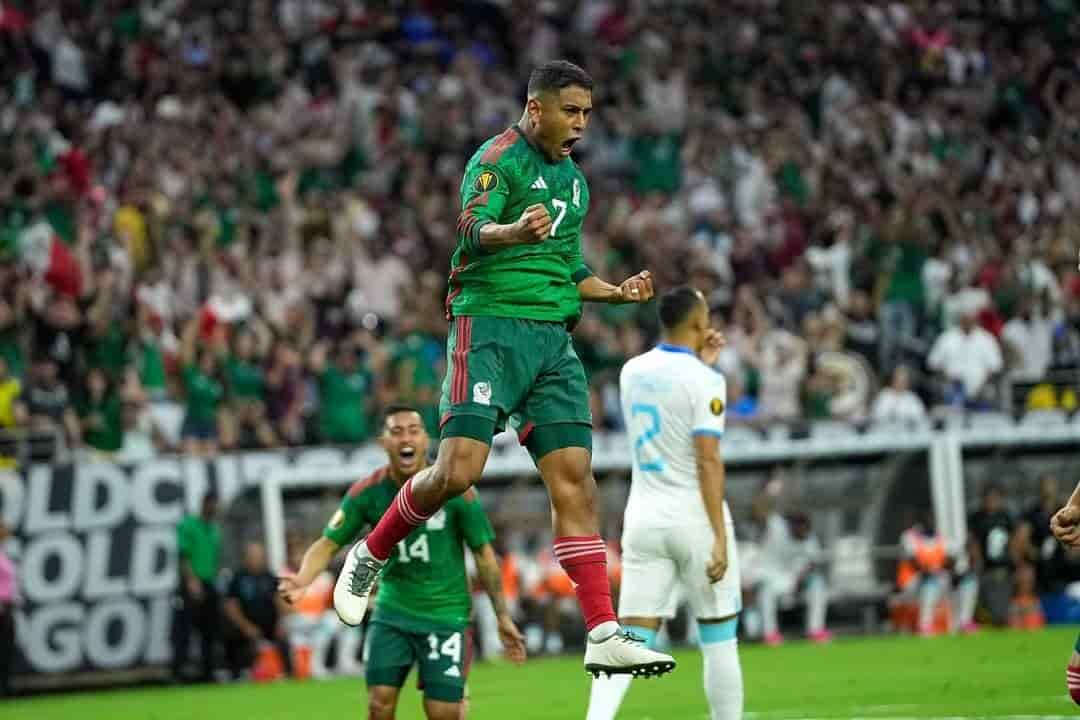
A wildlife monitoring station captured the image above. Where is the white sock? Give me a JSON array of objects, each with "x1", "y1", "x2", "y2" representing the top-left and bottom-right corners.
[
  {"x1": 703, "y1": 638, "x2": 743, "y2": 720},
  {"x1": 588, "y1": 620, "x2": 621, "y2": 643},
  {"x1": 954, "y1": 574, "x2": 978, "y2": 627},
  {"x1": 918, "y1": 576, "x2": 942, "y2": 629},
  {"x1": 805, "y1": 574, "x2": 828, "y2": 634},
  {"x1": 586, "y1": 673, "x2": 633, "y2": 720},
  {"x1": 759, "y1": 582, "x2": 779, "y2": 636}
]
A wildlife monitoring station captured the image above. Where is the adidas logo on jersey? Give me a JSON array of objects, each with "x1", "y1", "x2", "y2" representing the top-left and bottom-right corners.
[{"x1": 531, "y1": 176, "x2": 548, "y2": 190}]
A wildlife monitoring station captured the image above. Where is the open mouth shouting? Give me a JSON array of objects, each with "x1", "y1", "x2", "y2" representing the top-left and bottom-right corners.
[
  {"x1": 560, "y1": 137, "x2": 580, "y2": 156},
  {"x1": 396, "y1": 444, "x2": 419, "y2": 470}
]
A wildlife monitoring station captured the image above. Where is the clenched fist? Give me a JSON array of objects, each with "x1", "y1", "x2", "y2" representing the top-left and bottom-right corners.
[
  {"x1": 511, "y1": 204, "x2": 552, "y2": 244},
  {"x1": 1052, "y1": 505, "x2": 1080, "y2": 547}
]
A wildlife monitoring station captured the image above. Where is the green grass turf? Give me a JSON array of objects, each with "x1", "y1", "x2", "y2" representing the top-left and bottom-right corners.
[{"x1": 7, "y1": 628, "x2": 1077, "y2": 719}]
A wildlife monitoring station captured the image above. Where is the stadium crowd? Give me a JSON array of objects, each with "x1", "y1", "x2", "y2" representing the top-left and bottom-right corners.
[{"x1": 1, "y1": 0, "x2": 1080, "y2": 461}]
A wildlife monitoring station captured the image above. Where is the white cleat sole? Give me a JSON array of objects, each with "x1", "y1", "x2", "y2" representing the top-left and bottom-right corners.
[{"x1": 584, "y1": 659, "x2": 677, "y2": 679}]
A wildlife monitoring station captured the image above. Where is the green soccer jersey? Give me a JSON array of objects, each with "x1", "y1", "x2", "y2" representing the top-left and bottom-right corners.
[
  {"x1": 323, "y1": 467, "x2": 495, "y2": 630},
  {"x1": 449, "y1": 126, "x2": 593, "y2": 324}
]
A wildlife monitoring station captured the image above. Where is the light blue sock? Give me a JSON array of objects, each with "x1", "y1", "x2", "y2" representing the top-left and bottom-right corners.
[
  {"x1": 698, "y1": 616, "x2": 739, "y2": 645},
  {"x1": 624, "y1": 624, "x2": 659, "y2": 649}
]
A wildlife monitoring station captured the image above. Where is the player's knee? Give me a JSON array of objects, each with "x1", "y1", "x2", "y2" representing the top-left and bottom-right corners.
[
  {"x1": 433, "y1": 441, "x2": 483, "y2": 497},
  {"x1": 368, "y1": 691, "x2": 396, "y2": 720}
]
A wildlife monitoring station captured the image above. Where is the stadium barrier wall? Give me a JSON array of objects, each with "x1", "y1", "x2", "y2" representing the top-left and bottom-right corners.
[{"x1": 3, "y1": 421, "x2": 1078, "y2": 691}]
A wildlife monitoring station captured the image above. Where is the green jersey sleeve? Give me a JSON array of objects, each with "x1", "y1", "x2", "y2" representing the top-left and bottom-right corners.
[
  {"x1": 457, "y1": 163, "x2": 511, "y2": 255},
  {"x1": 322, "y1": 493, "x2": 366, "y2": 547},
  {"x1": 322, "y1": 470, "x2": 389, "y2": 547},
  {"x1": 456, "y1": 489, "x2": 495, "y2": 551}
]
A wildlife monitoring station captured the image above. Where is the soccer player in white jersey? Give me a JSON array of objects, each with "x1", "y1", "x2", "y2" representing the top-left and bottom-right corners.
[{"x1": 587, "y1": 285, "x2": 743, "y2": 720}]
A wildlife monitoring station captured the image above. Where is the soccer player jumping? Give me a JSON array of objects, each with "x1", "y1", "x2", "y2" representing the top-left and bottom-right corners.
[
  {"x1": 1050, "y1": 487, "x2": 1080, "y2": 703},
  {"x1": 333, "y1": 60, "x2": 675, "y2": 678}
]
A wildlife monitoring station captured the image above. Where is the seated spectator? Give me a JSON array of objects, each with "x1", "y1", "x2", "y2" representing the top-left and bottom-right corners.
[
  {"x1": 223, "y1": 542, "x2": 294, "y2": 680},
  {"x1": 927, "y1": 310, "x2": 1003, "y2": 410},
  {"x1": 745, "y1": 507, "x2": 831, "y2": 645},
  {"x1": 871, "y1": 366, "x2": 928, "y2": 425},
  {"x1": 968, "y1": 484, "x2": 1015, "y2": 627},
  {"x1": 895, "y1": 511, "x2": 976, "y2": 636}
]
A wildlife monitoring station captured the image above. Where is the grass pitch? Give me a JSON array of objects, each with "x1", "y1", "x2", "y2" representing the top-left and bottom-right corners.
[{"x1": 7, "y1": 627, "x2": 1076, "y2": 719}]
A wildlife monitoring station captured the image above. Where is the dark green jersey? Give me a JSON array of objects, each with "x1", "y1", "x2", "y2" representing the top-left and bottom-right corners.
[
  {"x1": 448, "y1": 126, "x2": 593, "y2": 324},
  {"x1": 323, "y1": 467, "x2": 495, "y2": 630}
]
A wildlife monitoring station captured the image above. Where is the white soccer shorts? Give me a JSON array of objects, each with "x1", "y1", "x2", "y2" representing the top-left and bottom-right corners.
[{"x1": 618, "y1": 509, "x2": 741, "y2": 620}]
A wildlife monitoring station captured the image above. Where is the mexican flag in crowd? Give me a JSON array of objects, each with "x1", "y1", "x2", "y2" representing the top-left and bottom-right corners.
[{"x1": 1, "y1": 212, "x2": 82, "y2": 298}]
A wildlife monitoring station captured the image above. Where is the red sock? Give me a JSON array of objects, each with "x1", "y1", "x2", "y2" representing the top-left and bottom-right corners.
[
  {"x1": 1068, "y1": 665, "x2": 1080, "y2": 705},
  {"x1": 366, "y1": 479, "x2": 432, "y2": 561},
  {"x1": 553, "y1": 536, "x2": 617, "y2": 631}
]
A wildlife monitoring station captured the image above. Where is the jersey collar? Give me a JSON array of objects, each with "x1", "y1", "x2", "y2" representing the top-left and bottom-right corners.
[{"x1": 657, "y1": 342, "x2": 695, "y2": 355}]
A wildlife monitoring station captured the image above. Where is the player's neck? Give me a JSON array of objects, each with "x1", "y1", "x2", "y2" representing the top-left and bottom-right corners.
[
  {"x1": 658, "y1": 336, "x2": 696, "y2": 354},
  {"x1": 389, "y1": 466, "x2": 425, "y2": 487},
  {"x1": 516, "y1": 116, "x2": 558, "y2": 163}
]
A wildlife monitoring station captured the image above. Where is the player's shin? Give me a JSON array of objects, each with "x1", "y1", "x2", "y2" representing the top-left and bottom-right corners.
[
  {"x1": 701, "y1": 619, "x2": 743, "y2": 720},
  {"x1": 365, "y1": 468, "x2": 438, "y2": 560},
  {"x1": 553, "y1": 536, "x2": 618, "y2": 637}
]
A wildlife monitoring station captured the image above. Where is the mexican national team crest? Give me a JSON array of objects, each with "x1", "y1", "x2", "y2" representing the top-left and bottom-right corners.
[
  {"x1": 473, "y1": 381, "x2": 492, "y2": 405},
  {"x1": 474, "y1": 171, "x2": 499, "y2": 192},
  {"x1": 572, "y1": 178, "x2": 581, "y2": 207},
  {"x1": 710, "y1": 397, "x2": 725, "y2": 416}
]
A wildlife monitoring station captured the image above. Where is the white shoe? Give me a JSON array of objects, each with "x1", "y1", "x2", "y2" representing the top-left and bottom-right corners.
[
  {"x1": 584, "y1": 628, "x2": 676, "y2": 679},
  {"x1": 333, "y1": 540, "x2": 384, "y2": 626}
]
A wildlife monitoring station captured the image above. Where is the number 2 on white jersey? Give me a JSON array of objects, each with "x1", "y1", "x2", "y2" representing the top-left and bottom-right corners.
[
  {"x1": 550, "y1": 198, "x2": 568, "y2": 237},
  {"x1": 631, "y1": 403, "x2": 664, "y2": 472}
]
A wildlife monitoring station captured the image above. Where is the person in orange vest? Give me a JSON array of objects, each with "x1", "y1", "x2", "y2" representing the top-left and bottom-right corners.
[
  {"x1": 896, "y1": 512, "x2": 952, "y2": 636},
  {"x1": 281, "y1": 533, "x2": 364, "y2": 677}
]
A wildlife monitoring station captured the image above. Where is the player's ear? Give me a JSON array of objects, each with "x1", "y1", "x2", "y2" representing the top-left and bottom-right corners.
[{"x1": 526, "y1": 96, "x2": 543, "y2": 126}]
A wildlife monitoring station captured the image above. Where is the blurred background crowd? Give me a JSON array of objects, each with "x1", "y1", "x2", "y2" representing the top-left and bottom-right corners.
[{"x1": 2, "y1": 0, "x2": 1080, "y2": 462}]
